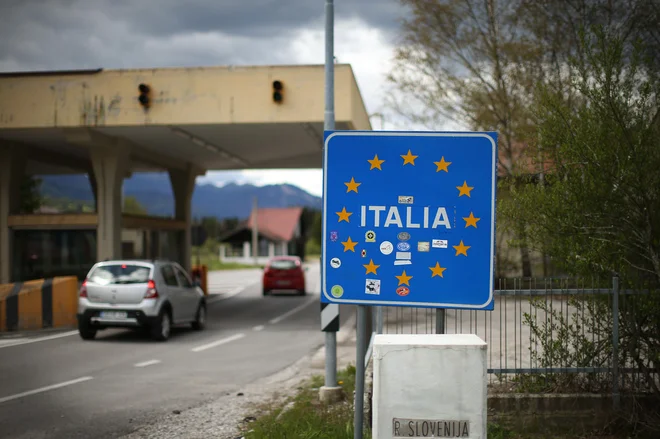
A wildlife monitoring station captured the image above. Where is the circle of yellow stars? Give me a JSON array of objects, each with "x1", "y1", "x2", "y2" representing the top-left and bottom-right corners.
[{"x1": 332, "y1": 147, "x2": 483, "y2": 290}]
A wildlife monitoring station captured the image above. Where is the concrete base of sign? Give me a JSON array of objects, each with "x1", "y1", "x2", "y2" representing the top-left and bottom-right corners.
[
  {"x1": 319, "y1": 385, "x2": 343, "y2": 404},
  {"x1": 372, "y1": 333, "x2": 487, "y2": 438}
]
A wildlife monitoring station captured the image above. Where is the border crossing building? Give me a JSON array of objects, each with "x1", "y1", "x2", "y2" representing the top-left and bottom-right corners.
[{"x1": 0, "y1": 64, "x2": 372, "y2": 283}]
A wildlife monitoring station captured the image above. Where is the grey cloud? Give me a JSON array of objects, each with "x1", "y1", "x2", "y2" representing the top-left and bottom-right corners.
[{"x1": 0, "y1": 0, "x2": 406, "y2": 72}]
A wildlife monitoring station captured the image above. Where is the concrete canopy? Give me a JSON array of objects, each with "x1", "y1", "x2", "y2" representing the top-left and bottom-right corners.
[{"x1": 0, "y1": 64, "x2": 372, "y2": 175}]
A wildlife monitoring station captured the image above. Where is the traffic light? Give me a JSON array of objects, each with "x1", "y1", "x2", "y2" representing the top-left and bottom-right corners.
[
  {"x1": 138, "y1": 83, "x2": 151, "y2": 109},
  {"x1": 272, "y1": 80, "x2": 283, "y2": 103}
]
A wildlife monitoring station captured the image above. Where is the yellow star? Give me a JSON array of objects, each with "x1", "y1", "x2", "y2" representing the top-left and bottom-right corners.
[
  {"x1": 453, "y1": 240, "x2": 471, "y2": 257},
  {"x1": 363, "y1": 259, "x2": 380, "y2": 275},
  {"x1": 395, "y1": 270, "x2": 413, "y2": 286},
  {"x1": 367, "y1": 154, "x2": 385, "y2": 170},
  {"x1": 429, "y1": 262, "x2": 447, "y2": 278},
  {"x1": 433, "y1": 156, "x2": 452, "y2": 172},
  {"x1": 457, "y1": 181, "x2": 474, "y2": 197},
  {"x1": 463, "y1": 212, "x2": 480, "y2": 228},
  {"x1": 336, "y1": 207, "x2": 352, "y2": 223},
  {"x1": 344, "y1": 177, "x2": 361, "y2": 193},
  {"x1": 341, "y1": 237, "x2": 358, "y2": 252},
  {"x1": 401, "y1": 149, "x2": 418, "y2": 166}
]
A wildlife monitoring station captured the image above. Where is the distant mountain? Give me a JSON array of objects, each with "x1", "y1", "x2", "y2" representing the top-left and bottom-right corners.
[{"x1": 37, "y1": 173, "x2": 322, "y2": 219}]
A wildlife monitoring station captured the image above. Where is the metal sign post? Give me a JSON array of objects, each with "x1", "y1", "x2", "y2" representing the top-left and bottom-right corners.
[
  {"x1": 319, "y1": 0, "x2": 341, "y2": 404},
  {"x1": 321, "y1": 130, "x2": 498, "y2": 437}
]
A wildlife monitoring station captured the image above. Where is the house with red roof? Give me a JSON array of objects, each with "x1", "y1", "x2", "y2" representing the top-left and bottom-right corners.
[{"x1": 218, "y1": 207, "x2": 305, "y2": 265}]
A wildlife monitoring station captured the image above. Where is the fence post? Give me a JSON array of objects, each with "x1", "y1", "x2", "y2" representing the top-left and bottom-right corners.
[
  {"x1": 436, "y1": 309, "x2": 445, "y2": 334},
  {"x1": 612, "y1": 275, "x2": 620, "y2": 410}
]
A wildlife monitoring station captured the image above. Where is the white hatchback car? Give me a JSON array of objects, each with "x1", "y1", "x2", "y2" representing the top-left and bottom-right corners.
[{"x1": 77, "y1": 260, "x2": 206, "y2": 341}]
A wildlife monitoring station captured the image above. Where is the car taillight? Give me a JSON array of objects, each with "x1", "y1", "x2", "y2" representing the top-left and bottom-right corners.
[
  {"x1": 79, "y1": 280, "x2": 88, "y2": 298},
  {"x1": 144, "y1": 280, "x2": 159, "y2": 299}
]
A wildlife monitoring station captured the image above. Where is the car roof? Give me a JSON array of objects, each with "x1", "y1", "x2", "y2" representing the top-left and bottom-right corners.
[
  {"x1": 269, "y1": 256, "x2": 300, "y2": 261},
  {"x1": 93, "y1": 259, "x2": 173, "y2": 267}
]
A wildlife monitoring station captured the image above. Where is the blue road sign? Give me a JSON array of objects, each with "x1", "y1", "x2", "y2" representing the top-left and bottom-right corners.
[{"x1": 321, "y1": 131, "x2": 497, "y2": 310}]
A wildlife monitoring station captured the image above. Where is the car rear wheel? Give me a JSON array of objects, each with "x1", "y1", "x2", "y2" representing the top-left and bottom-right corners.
[
  {"x1": 192, "y1": 303, "x2": 206, "y2": 331},
  {"x1": 78, "y1": 319, "x2": 97, "y2": 340},
  {"x1": 151, "y1": 308, "x2": 171, "y2": 341},
  {"x1": 298, "y1": 289, "x2": 306, "y2": 296},
  {"x1": 263, "y1": 288, "x2": 270, "y2": 296}
]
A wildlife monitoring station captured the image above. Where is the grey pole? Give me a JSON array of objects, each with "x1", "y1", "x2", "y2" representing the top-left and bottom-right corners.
[
  {"x1": 251, "y1": 196, "x2": 258, "y2": 266},
  {"x1": 376, "y1": 306, "x2": 383, "y2": 334},
  {"x1": 436, "y1": 308, "x2": 445, "y2": 334},
  {"x1": 323, "y1": 0, "x2": 338, "y2": 390},
  {"x1": 325, "y1": 0, "x2": 335, "y2": 131},
  {"x1": 355, "y1": 305, "x2": 367, "y2": 439}
]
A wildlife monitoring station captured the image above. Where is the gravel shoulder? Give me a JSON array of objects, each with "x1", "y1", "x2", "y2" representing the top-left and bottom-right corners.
[{"x1": 119, "y1": 313, "x2": 358, "y2": 439}]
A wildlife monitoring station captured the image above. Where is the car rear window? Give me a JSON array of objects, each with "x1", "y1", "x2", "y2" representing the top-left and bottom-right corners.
[
  {"x1": 88, "y1": 264, "x2": 151, "y2": 285},
  {"x1": 269, "y1": 259, "x2": 298, "y2": 270}
]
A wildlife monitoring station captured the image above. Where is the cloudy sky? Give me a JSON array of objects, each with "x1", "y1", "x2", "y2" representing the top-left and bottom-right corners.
[{"x1": 0, "y1": 0, "x2": 429, "y2": 196}]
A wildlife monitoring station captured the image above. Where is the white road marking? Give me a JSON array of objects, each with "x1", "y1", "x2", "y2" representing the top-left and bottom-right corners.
[
  {"x1": 253, "y1": 325, "x2": 265, "y2": 331},
  {"x1": 135, "y1": 360, "x2": 161, "y2": 368},
  {"x1": 0, "y1": 376, "x2": 93, "y2": 405},
  {"x1": 269, "y1": 298, "x2": 317, "y2": 325},
  {"x1": 0, "y1": 330, "x2": 78, "y2": 350},
  {"x1": 191, "y1": 333, "x2": 246, "y2": 353},
  {"x1": 207, "y1": 283, "x2": 259, "y2": 304}
]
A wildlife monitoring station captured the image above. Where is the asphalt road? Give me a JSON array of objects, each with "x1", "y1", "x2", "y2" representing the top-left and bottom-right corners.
[{"x1": 0, "y1": 263, "x2": 350, "y2": 439}]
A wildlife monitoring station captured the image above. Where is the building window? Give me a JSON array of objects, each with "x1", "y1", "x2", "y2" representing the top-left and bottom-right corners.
[{"x1": 12, "y1": 229, "x2": 96, "y2": 281}]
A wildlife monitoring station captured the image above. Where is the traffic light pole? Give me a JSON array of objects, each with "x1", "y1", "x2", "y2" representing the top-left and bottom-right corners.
[{"x1": 319, "y1": 0, "x2": 342, "y2": 405}]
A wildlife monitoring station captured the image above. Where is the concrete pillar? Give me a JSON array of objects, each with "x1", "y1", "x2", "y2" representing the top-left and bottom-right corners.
[
  {"x1": 0, "y1": 147, "x2": 26, "y2": 283},
  {"x1": 372, "y1": 334, "x2": 487, "y2": 438},
  {"x1": 169, "y1": 165, "x2": 198, "y2": 274},
  {"x1": 268, "y1": 242, "x2": 275, "y2": 258},
  {"x1": 90, "y1": 142, "x2": 130, "y2": 262}
]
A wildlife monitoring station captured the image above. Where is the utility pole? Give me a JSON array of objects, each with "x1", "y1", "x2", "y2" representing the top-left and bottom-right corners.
[
  {"x1": 252, "y1": 196, "x2": 258, "y2": 266},
  {"x1": 319, "y1": 0, "x2": 342, "y2": 406}
]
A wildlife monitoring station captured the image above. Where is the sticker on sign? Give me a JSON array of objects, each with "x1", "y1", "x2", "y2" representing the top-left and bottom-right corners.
[{"x1": 398, "y1": 195, "x2": 414, "y2": 204}]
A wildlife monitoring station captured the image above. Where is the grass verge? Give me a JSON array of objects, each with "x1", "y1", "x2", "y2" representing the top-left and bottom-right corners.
[
  {"x1": 242, "y1": 364, "x2": 366, "y2": 439},
  {"x1": 239, "y1": 364, "x2": 523, "y2": 439}
]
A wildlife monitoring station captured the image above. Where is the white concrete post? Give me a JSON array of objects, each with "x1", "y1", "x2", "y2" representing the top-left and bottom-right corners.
[
  {"x1": 219, "y1": 244, "x2": 226, "y2": 262},
  {"x1": 268, "y1": 242, "x2": 275, "y2": 258},
  {"x1": 242, "y1": 241, "x2": 250, "y2": 262},
  {"x1": 372, "y1": 334, "x2": 487, "y2": 438},
  {"x1": 169, "y1": 164, "x2": 199, "y2": 274},
  {"x1": 0, "y1": 147, "x2": 26, "y2": 283},
  {"x1": 90, "y1": 142, "x2": 130, "y2": 263}
]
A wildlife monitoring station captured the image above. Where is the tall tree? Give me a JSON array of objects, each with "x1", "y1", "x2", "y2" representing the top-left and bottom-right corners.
[
  {"x1": 387, "y1": 0, "x2": 540, "y2": 276},
  {"x1": 20, "y1": 176, "x2": 43, "y2": 214},
  {"x1": 123, "y1": 196, "x2": 148, "y2": 216},
  {"x1": 502, "y1": 27, "x2": 660, "y2": 397}
]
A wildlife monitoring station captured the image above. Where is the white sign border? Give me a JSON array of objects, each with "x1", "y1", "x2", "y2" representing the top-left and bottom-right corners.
[{"x1": 321, "y1": 131, "x2": 497, "y2": 309}]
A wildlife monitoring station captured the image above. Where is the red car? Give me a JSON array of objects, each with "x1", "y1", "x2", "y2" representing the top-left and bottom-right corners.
[{"x1": 262, "y1": 256, "x2": 306, "y2": 296}]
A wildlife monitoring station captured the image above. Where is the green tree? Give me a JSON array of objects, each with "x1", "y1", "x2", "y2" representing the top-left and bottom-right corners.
[
  {"x1": 502, "y1": 28, "x2": 660, "y2": 396},
  {"x1": 20, "y1": 176, "x2": 43, "y2": 213},
  {"x1": 123, "y1": 196, "x2": 148, "y2": 215},
  {"x1": 386, "y1": 0, "x2": 660, "y2": 277},
  {"x1": 387, "y1": 0, "x2": 547, "y2": 276}
]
